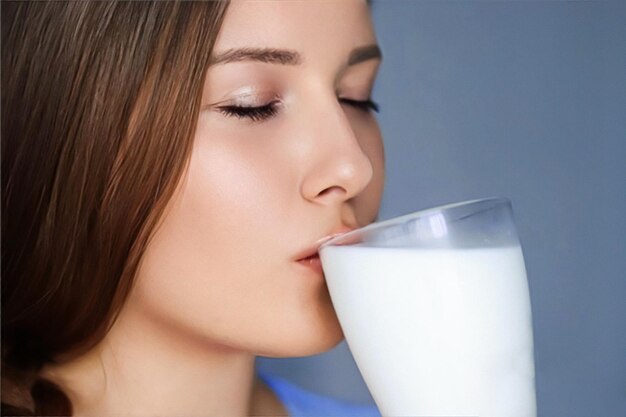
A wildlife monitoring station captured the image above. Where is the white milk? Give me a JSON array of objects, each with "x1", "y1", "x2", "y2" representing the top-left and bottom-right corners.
[{"x1": 320, "y1": 245, "x2": 536, "y2": 417}]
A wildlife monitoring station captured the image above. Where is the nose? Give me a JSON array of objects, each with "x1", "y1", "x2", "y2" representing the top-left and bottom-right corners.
[{"x1": 300, "y1": 95, "x2": 374, "y2": 205}]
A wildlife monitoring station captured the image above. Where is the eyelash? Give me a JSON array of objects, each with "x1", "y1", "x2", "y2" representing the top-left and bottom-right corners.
[
  {"x1": 217, "y1": 98, "x2": 380, "y2": 122},
  {"x1": 340, "y1": 98, "x2": 380, "y2": 113},
  {"x1": 217, "y1": 102, "x2": 280, "y2": 122}
]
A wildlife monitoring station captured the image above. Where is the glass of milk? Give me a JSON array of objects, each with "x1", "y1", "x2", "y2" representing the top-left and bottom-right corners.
[{"x1": 319, "y1": 197, "x2": 536, "y2": 417}]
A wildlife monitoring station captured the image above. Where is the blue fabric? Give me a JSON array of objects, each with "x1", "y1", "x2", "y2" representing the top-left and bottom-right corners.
[{"x1": 257, "y1": 370, "x2": 381, "y2": 417}]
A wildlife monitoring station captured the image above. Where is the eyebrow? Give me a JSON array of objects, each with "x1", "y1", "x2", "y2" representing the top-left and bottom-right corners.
[
  {"x1": 348, "y1": 44, "x2": 382, "y2": 66},
  {"x1": 209, "y1": 44, "x2": 382, "y2": 67},
  {"x1": 210, "y1": 48, "x2": 302, "y2": 66}
]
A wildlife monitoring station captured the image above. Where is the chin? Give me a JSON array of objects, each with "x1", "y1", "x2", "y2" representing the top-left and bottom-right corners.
[
  {"x1": 294, "y1": 300, "x2": 346, "y2": 356},
  {"x1": 294, "y1": 325, "x2": 345, "y2": 357},
  {"x1": 268, "y1": 335, "x2": 345, "y2": 359},
  {"x1": 256, "y1": 314, "x2": 345, "y2": 358}
]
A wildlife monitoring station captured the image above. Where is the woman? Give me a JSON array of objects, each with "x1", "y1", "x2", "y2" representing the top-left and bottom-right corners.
[{"x1": 1, "y1": 0, "x2": 384, "y2": 415}]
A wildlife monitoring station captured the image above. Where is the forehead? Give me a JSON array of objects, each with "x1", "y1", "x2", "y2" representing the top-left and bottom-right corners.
[{"x1": 214, "y1": 0, "x2": 376, "y2": 55}]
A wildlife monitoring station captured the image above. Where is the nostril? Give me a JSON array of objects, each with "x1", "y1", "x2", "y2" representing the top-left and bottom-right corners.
[{"x1": 317, "y1": 186, "x2": 346, "y2": 199}]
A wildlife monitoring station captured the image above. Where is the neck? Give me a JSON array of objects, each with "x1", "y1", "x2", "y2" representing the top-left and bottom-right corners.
[{"x1": 42, "y1": 301, "x2": 258, "y2": 417}]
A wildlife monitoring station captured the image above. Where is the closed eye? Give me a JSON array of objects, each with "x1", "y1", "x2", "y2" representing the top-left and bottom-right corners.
[
  {"x1": 216, "y1": 97, "x2": 379, "y2": 122},
  {"x1": 339, "y1": 98, "x2": 379, "y2": 113},
  {"x1": 217, "y1": 102, "x2": 280, "y2": 122}
]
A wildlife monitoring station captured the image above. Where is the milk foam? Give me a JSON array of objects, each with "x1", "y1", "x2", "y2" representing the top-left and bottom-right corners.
[{"x1": 320, "y1": 245, "x2": 536, "y2": 417}]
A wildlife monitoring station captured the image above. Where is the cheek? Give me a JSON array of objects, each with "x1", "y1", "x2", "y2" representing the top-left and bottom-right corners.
[
  {"x1": 128, "y1": 125, "x2": 343, "y2": 355},
  {"x1": 132, "y1": 138, "x2": 287, "y2": 329}
]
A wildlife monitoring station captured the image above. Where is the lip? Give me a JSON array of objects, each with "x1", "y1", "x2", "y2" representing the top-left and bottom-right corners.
[
  {"x1": 296, "y1": 253, "x2": 323, "y2": 274},
  {"x1": 294, "y1": 226, "x2": 356, "y2": 263}
]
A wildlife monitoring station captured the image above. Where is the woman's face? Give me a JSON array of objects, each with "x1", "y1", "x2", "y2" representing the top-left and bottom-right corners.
[{"x1": 133, "y1": 0, "x2": 383, "y2": 356}]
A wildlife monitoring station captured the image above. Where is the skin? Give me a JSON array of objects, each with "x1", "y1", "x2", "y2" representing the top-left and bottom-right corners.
[{"x1": 42, "y1": 1, "x2": 384, "y2": 415}]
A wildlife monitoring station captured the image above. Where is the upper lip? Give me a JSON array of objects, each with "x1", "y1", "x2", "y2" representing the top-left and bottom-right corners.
[{"x1": 294, "y1": 226, "x2": 356, "y2": 261}]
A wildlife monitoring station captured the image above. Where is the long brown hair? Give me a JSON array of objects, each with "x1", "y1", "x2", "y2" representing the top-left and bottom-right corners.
[{"x1": 1, "y1": 1, "x2": 229, "y2": 415}]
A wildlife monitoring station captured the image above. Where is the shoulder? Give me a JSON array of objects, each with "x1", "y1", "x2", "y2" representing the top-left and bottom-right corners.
[{"x1": 257, "y1": 371, "x2": 381, "y2": 417}]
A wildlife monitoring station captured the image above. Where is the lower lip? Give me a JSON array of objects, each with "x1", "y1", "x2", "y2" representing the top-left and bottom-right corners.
[{"x1": 297, "y1": 254, "x2": 323, "y2": 275}]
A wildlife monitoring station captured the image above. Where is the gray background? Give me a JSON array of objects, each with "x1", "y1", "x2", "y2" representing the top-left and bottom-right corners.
[{"x1": 257, "y1": 1, "x2": 626, "y2": 416}]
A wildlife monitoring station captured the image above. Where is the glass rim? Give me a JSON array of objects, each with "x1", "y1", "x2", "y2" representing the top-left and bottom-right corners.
[{"x1": 320, "y1": 196, "x2": 512, "y2": 248}]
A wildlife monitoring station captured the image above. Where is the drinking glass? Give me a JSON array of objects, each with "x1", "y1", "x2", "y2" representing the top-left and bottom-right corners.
[{"x1": 319, "y1": 197, "x2": 536, "y2": 417}]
